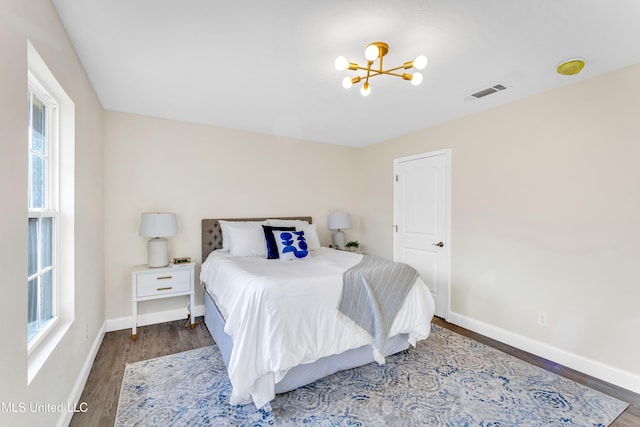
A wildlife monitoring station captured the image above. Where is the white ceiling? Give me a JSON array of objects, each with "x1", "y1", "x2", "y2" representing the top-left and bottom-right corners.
[{"x1": 52, "y1": 0, "x2": 640, "y2": 148}]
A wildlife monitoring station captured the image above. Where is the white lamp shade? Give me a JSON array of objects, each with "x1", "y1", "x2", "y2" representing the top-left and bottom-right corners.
[
  {"x1": 327, "y1": 212, "x2": 352, "y2": 230},
  {"x1": 139, "y1": 212, "x2": 178, "y2": 238}
]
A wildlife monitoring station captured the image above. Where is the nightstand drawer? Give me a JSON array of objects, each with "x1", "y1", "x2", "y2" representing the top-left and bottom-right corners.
[
  {"x1": 136, "y1": 269, "x2": 191, "y2": 298},
  {"x1": 131, "y1": 262, "x2": 195, "y2": 340}
]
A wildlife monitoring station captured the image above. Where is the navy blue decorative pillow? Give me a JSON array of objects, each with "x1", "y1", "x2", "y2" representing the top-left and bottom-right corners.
[
  {"x1": 262, "y1": 225, "x2": 296, "y2": 259},
  {"x1": 272, "y1": 230, "x2": 309, "y2": 261}
]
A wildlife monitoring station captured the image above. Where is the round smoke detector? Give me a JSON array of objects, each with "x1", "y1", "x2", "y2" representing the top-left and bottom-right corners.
[{"x1": 557, "y1": 58, "x2": 585, "y2": 76}]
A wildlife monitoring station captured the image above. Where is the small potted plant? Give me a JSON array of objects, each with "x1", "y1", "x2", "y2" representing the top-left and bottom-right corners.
[{"x1": 345, "y1": 241, "x2": 360, "y2": 252}]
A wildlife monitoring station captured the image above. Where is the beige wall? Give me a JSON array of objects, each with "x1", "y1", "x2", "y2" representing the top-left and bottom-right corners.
[
  {"x1": 104, "y1": 111, "x2": 362, "y2": 321},
  {"x1": 0, "y1": 1, "x2": 105, "y2": 426},
  {"x1": 360, "y1": 64, "x2": 640, "y2": 377}
]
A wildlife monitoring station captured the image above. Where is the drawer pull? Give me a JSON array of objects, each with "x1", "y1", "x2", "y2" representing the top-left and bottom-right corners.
[
  {"x1": 157, "y1": 286, "x2": 173, "y2": 291},
  {"x1": 157, "y1": 276, "x2": 173, "y2": 280}
]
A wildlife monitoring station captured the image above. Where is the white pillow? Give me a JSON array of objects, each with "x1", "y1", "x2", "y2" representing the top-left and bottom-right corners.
[
  {"x1": 267, "y1": 219, "x2": 320, "y2": 250},
  {"x1": 218, "y1": 220, "x2": 233, "y2": 251},
  {"x1": 272, "y1": 229, "x2": 309, "y2": 261},
  {"x1": 267, "y1": 219, "x2": 309, "y2": 228},
  {"x1": 299, "y1": 224, "x2": 320, "y2": 250},
  {"x1": 219, "y1": 220, "x2": 268, "y2": 257}
]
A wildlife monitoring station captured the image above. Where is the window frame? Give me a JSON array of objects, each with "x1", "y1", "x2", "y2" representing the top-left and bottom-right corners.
[
  {"x1": 27, "y1": 41, "x2": 76, "y2": 384},
  {"x1": 27, "y1": 73, "x2": 60, "y2": 352}
]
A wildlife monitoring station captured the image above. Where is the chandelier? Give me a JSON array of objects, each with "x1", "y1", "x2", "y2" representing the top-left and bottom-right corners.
[{"x1": 334, "y1": 41, "x2": 428, "y2": 96}]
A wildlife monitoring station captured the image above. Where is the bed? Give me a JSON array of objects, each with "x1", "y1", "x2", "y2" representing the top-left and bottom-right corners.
[{"x1": 200, "y1": 217, "x2": 436, "y2": 409}]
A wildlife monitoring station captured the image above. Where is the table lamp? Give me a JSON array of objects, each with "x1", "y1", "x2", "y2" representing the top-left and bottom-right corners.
[
  {"x1": 327, "y1": 212, "x2": 352, "y2": 250},
  {"x1": 139, "y1": 212, "x2": 178, "y2": 267}
]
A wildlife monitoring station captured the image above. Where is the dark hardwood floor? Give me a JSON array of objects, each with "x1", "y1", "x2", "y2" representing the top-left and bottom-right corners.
[
  {"x1": 70, "y1": 317, "x2": 214, "y2": 427},
  {"x1": 71, "y1": 316, "x2": 639, "y2": 426}
]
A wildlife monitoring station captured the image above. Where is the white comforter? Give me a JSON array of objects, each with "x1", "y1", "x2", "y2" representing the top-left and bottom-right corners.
[{"x1": 200, "y1": 247, "x2": 435, "y2": 408}]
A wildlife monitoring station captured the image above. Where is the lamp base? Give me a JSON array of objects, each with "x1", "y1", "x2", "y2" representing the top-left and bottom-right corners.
[
  {"x1": 332, "y1": 230, "x2": 346, "y2": 250},
  {"x1": 147, "y1": 238, "x2": 169, "y2": 267}
]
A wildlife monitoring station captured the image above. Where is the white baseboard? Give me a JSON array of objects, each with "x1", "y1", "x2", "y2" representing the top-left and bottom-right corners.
[
  {"x1": 448, "y1": 311, "x2": 640, "y2": 395},
  {"x1": 57, "y1": 321, "x2": 106, "y2": 427},
  {"x1": 105, "y1": 305, "x2": 206, "y2": 332}
]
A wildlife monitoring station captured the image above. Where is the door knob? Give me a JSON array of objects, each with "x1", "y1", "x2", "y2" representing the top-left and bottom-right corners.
[{"x1": 432, "y1": 242, "x2": 444, "y2": 248}]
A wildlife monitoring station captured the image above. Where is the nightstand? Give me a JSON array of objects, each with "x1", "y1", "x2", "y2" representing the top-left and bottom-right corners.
[{"x1": 131, "y1": 262, "x2": 195, "y2": 340}]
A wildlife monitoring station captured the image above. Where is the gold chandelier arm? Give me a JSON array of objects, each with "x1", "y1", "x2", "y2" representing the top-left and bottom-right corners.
[
  {"x1": 347, "y1": 64, "x2": 413, "y2": 77},
  {"x1": 365, "y1": 61, "x2": 374, "y2": 84},
  {"x1": 379, "y1": 71, "x2": 406, "y2": 78},
  {"x1": 350, "y1": 64, "x2": 377, "y2": 73},
  {"x1": 380, "y1": 64, "x2": 408, "y2": 74},
  {"x1": 355, "y1": 70, "x2": 408, "y2": 79}
]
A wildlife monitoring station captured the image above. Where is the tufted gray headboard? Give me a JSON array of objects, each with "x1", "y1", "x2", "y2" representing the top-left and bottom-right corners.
[{"x1": 201, "y1": 217, "x2": 313, "y2": 262}]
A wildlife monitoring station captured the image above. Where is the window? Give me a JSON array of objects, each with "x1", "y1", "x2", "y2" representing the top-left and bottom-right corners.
[
  {"x1": 27, "y1": 76, "x2": 59, "y2": 345},
  {"x1": 27, "y1": 41, "x2": 75, "y2": 382}
]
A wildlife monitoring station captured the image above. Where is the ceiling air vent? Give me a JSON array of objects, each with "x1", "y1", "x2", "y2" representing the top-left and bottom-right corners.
[{"x1": 470, "y1": 84, "x2": 508, "y2": 99}]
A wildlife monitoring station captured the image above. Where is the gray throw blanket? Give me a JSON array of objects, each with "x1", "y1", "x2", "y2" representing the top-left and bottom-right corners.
[{"x1": 338, "y1": 255, "x2": 417, "y2": 364}]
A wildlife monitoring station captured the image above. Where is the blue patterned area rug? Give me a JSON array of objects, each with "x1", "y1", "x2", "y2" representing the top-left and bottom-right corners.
[{"x1": 115, "y1": 325, "x2": 628, "y2": 426}]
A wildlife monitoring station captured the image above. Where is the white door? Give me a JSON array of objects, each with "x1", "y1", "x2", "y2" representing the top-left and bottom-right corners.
[{"x1": 393, "y1": 149, "x2": 450, "y2": 319}]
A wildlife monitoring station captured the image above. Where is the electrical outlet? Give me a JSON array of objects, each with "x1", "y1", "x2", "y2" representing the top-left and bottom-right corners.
[{"x1": 537, "y1": 312, "x2": 549, "y2": 327}]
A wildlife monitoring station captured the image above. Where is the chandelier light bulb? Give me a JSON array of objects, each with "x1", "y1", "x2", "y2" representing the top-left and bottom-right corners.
[
  {"x1": 364, "y1": 44, "x2": 379, "y2": 62},
  {"x1": 411, "y1": 72, "x2": 423, "y2": 86},
  {"x1": 342, "y1": 76, "x2": 353, "y2": 89},
  {"x1": 413, "y1": 55, "x2": 428, "y2": 70},
  {"x1": 360, "y1": 82, "x2": 371, "y2": 96},
  {"x1": 334, "y1": 56, "x2": 349, "y2": 71}
]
